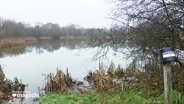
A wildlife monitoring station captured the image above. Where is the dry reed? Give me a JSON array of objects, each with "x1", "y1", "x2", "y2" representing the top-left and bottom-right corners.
[{"x1": 44, "y1": 68, "x2": 74, "y2": 93}]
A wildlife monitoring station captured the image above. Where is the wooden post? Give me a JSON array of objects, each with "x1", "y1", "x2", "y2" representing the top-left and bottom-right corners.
[{"x1": 163, "y1": 63, "x2": 172, "y2": 104}]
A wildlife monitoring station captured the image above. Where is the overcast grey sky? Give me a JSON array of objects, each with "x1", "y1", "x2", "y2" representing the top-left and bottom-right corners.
[{"x1": 0, "y1": 0, "x2": 113, "y2": 28}]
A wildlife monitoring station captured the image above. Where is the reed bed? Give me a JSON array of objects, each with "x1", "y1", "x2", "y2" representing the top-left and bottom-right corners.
[
  {"x1": 44, "y1": 68, "x2": 74, "y2": 93},
  {"x1": 84, "y1": 61, "x2": 138, "y2": 92},
  {"x1": 40, "y1": 62, "x2": 184, "y2": 104},
  {"x1": 0, "y1": 37, "x2": 37, "y2": 49}
]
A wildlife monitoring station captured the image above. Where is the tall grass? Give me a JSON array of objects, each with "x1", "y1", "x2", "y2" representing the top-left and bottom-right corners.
[
  {"x1": 84, "y1": 61, "x2": 138, "y2": 92},
  {"x1": 44, "y1": 68, "x2": 74, "y2": 93}
]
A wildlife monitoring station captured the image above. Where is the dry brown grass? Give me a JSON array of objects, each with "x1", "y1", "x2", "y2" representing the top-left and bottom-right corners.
[
  {"x1": 43, "y1": 62, "x2": 139, "y2": 93},
  {"x1": 44, "y1": 68, "x2": 74, "y2": 93},
  {"x1": 0, "y1": 37, "x2": 37, "y2": 49},
  {"x1": 0, "y1": 65, "x2": 12, "y2": 102},
  {"x1": 0, "y1": 66, "x2": 5, "y2": 84},
  {"x1": 84, "y1": 62, "x2": 127, "y2": 92},
  {"x1": 0, "y1": 37, "x2": 24, "y2": 49}
]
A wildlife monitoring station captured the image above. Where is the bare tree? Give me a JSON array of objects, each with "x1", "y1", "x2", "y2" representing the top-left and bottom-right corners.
[{"x1": 110, "y1": 0, "x2": 184, "y2": 63}]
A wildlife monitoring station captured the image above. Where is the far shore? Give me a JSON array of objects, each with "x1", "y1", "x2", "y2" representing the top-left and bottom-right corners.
[
  {"x1": 0, "y1": 35, "x2": 91, "y2": 50},
  {"x1": 0, "y1": 37, "x2": 37, "y2": 49}
]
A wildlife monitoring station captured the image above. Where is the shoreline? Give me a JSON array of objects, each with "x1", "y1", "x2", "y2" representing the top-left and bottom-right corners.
[{"x1": 0, "y1": 37, "x2": 37, "y2": 49}]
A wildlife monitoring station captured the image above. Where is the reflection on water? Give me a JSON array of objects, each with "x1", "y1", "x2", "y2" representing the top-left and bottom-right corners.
[
  {"x1": 0, "y1": 46, "x2": 26, "y2": 58},
  {"x1": 0, "y1": 39, "x2": 131, "y2": 103},
  {"x1": 0, "y1": 39, "x2": 97, "y2": 58}
]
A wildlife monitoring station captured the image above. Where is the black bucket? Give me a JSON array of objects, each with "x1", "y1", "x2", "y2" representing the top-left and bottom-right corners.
[{"x1": 159, "y1": 47, "x2": 177, "y2": 63}]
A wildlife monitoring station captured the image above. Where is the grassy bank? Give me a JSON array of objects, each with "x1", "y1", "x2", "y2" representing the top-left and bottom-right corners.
[
  {"x1": 39, "y1": 63, "x2": 184, "y2": 104},
  {"x1": 39, "y1": 88, "x2": 184, "y2": 104},
  {"x1": 0, "y1": 37, "x2": 37, "y2": 49}
]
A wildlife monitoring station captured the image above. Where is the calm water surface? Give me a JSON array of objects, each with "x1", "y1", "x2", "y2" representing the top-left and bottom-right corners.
[{"x1": 0, "y1": 40, "x2": 131, "y2": 103}]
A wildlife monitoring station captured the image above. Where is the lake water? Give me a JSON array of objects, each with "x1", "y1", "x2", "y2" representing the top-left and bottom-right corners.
[{"x1": 0, "y1": 39, "x2": 131, "y2": 103}]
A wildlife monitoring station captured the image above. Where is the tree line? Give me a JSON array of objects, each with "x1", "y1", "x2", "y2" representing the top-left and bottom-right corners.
[{"x1": 0, "y1": 18, "x2": 105, "y2": 39}]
